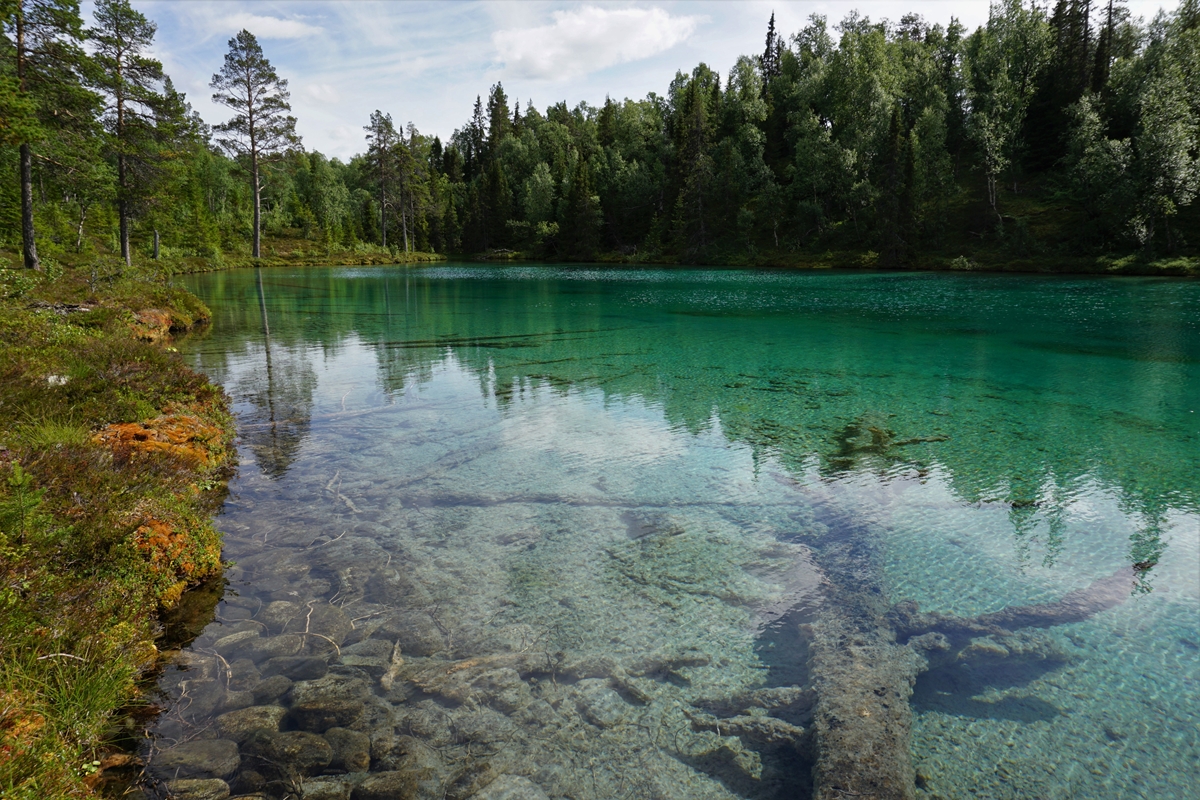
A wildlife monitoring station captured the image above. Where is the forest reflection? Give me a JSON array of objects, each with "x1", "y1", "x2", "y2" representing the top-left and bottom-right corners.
[{"x1": 179, "y1": 266, "x2": 1198, "y2": 572}]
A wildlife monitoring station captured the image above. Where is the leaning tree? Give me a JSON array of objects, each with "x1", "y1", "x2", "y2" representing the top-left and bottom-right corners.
[{"x1": 210, "y1": 29, "x2": 299, "y2": 259}]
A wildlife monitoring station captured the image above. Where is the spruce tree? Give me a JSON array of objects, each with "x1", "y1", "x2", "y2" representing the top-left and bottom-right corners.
[
  {"x1": 486, "y1": 82, "x2": 510, "y2": 157},
  {"x1": 210, "y1": 29, "x2": 299, "y2": 259}
]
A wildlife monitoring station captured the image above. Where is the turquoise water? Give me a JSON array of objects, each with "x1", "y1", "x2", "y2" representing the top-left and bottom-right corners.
[{"x1": 150, "y1": 266, "x2": 1198, "y2": 799}]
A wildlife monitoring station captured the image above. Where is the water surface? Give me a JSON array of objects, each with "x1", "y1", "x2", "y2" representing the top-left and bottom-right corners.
[{"x1": 150, "y1": 266, "x2": 1199, "y2": 799}]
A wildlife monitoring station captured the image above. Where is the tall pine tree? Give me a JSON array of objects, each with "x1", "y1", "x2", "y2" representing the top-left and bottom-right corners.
[{"x1": 210, "y1": 29, "x2": 299, "y2": 259}]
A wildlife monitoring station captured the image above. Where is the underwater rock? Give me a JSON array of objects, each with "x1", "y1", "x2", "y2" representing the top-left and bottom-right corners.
[
  {"x1": 347, "y1": 695, "x2": 396, "y2": 762},
  {"x1": 261, "y1": 655, "x2": 328, "y2": 681},
  {"x1": 169, "y1": 651, "x2": 220, "y2": 681},
  {"x1": 572, "y1": 679, "x2": 631, "y2": 728},
  {"x1": 153, "y1": 739, "x2": 240, "y2": 779},
  {"x1": 251, "y1": 674, "x2": 293, "y2": 703},
  {"x1": 242, "y1": 633, "x2": 305, "y2": 661},
  {"x1": 212, "y1": 629, "x2": 260, "y2": 656},
  {"x1": 404, "y1": 653, "x2": 552, "y2": 703},
  {"x1": 175, "y1": 678, "x2": 225, "y2": 720},
  {"x1": 217, "y1": 689, "x2": 254, "y2": 713},
  {"x1": 340, "y1": 654, "x2": 391, "y2": 678},
  {"x1": 302, "y1": 777, "x2": 353, "y2": 800},
  {"x1": 280, "y1": 603, "x2": 352, "y2": 646},
  {"x1": 685, "y1": 710, "x2": 808, "y2": 747},
  {"x1": 367, "y1": 567, "x2": 425, "y2": 607},
  {"x1": 443, "y1": 762, "x2": 497, "y2": 800},
  {"x1": 694, "y1": 685, "x2": 817, "y2": 724},
  {"x1": 226, "y1": 658, "x2": 261, "y2": 693},
  {"x1": 470, "y1": 775, "x2": 550, "y2": 800},
  {"x1": 227, "y1": 767, "x2": 267, "y2": 795},
  {"x1": 324, "y1": 727, "x2": 371, "y2": 772},
  {"x1": 250, "y1": 730, "x2": 334, "y2": 775},
  {"x1": 350, "y1": 770, "x2": 417, "y2": 800},
  {"x1": 288, "y1": 673, "x2": 370, "y2": 731},
  {"x1": 372, "y1": 610, "x2": 445, "y2": 656},
  {"x1": 236, "y1": 551, "x2": 311, "y2": 580},
  {"x1": 450, "y1": 706, "x2": 517, "y2": 744},
  {"x1": 258, "y1": 600, "x2": 303, "y2": 633},
  {"x1": 342, "y1": 639, "x2": 394, "y2": 659},
  {"x1": 214, "y1": 705, "x2": 287, "y2": 743},
  {"x1": 393, "y1": 700, "x2": 457, "y2": 748},
  {"x1": 164, "y1": 778, "x2": 230, "y2": 800}
]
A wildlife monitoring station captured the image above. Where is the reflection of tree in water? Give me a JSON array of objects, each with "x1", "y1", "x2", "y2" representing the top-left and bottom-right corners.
[
  {"x1": 239, "y1": 343, "x2": 317, "y2": 479},
  {"x1": 238, "y1": 269, "x2": 318, "y2": 479}
]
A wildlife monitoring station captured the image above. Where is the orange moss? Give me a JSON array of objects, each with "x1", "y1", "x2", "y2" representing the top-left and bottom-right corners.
[
  {"x1": 130, "y1": 308, "x2": 174, "y2": 341},
  {"x1": 92, "y1": 412, "x2": 223, "y2": 467},
  {"x1": 129, "y1": 510, "x2": 222, "y2": 608},
  {"x1": 0, "y1": 690, "x2": 46, "y2": 761}
]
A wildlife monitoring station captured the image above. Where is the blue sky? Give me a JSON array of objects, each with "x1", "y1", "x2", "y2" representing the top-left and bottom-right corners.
[{"x1": 104, "y1": 1, "x2": 1176, "y2": 161}]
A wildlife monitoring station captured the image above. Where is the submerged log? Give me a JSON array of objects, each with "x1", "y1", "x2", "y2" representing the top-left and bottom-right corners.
[{"x1": 798, "y1": 495, "x2": 1138, "y2": 800}]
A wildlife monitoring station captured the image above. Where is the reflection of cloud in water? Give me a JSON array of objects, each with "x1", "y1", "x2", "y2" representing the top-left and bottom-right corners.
[{"x1": 500, "y1": 385, "x2": 686, "y2": 470}]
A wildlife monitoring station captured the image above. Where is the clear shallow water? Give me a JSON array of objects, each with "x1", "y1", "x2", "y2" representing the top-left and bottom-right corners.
[{"x1": 149, "y1": 266, "x2": 1199, "y2": 799}]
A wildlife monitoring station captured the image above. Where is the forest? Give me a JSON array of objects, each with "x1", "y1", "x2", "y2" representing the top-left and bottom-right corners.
[{"x1": 2, "y1": 0, "x2": 1199, "y2": 271}]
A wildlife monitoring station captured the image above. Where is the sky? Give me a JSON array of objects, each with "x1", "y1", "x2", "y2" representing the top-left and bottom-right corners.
[{"x1": 102, "y1": 1, "x2": 1182, "y2": 162}]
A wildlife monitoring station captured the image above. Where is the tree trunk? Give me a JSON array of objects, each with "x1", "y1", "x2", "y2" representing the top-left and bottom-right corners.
[
  {"x1": 402, "y1": 196, "x2": 409, "y2": 254},
  {"x1": 20, "y1": 144, "x2": 40, "y2": 270},
  {"x1": 252, "y1": 155, "x2": 261, "y2": 259},
  {"x1": 76, "y1": 204, "x2": 88, "y2": 252},
  {"x1": 16, "y1": 10, "x2": 40, "y2": 271},
  {"x1": 119, "y1": 154, "x2": 131, "y2": 266},
  {"x1": 153, "y1": 229, "x2": 160, "y2": 259}
]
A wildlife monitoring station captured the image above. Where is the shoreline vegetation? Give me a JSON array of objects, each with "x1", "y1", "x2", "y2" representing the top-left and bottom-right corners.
[{"x1": 0, "y1": 262, "x2": 235, "y2": 798}]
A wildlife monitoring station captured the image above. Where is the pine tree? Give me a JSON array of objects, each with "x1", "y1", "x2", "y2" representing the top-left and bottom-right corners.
[
  {"x1": 210, "y1": 29, "x2": 299, "y2": 259},
  {"x1": 364, "y1": 110, "x2": 399, "y2": 247},
  {"x1": 2, "y1": 0, "x2": 94, "y2": 270},
  {"x1": 89, "y1": 0, "x2": 163, "y2": 266}
]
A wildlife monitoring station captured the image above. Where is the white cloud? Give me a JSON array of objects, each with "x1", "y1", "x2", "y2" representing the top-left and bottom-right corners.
[
  {"x1": 223, "y1": 12, "x2": 320, "y2": 40},
  {"x1": 305, "y1": 83, "x2": 340, "y2": 104},
  {"x1": 494, "y1": 5, "x2": 702, "y2": 81}
]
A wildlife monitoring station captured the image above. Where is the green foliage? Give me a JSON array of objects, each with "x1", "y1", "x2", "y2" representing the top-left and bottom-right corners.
[
  {"x1": 0, "y1": 462, "x2": 51, "y2": 546},
  {"x1": 4, "y1": 1, "x2": 1198, "y2": 276}
]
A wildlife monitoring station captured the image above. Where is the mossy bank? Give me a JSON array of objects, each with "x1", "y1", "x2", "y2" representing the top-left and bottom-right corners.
[{"x1": 0, "y1": 262, "x2": 236, "y2": 798}]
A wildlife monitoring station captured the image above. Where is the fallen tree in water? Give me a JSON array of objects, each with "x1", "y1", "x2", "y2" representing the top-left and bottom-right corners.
[
  {"x1": 687, "y1": 452, "x2": 1141, "y2": 800},
  {"x1": 806, "y1": 502, "x2": 1136, "y2": 800}
]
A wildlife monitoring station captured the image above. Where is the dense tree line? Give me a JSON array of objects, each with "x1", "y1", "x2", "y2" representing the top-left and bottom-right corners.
[{"x1": 3, "y1": 0, "x2": 1198, "y2": 268}]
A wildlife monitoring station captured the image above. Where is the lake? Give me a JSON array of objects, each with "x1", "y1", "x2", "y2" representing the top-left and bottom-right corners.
[{"x1": 148, "y1": 265, "x2": 1199, "y2": 799}]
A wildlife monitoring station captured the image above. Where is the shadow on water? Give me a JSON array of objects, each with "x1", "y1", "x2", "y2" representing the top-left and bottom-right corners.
[
  {"x1": 157, "y1": 573, "x2": 228, "y2": 651},
  {"x1": 754, "y1": 609, "x2": 815, "y2": 695},
  {"x1": 913, "y1": 658, "x2": 1067, "y2": 723},
  {"x1": 677, "y1": 745, "x2": 814, "y2": 800}
]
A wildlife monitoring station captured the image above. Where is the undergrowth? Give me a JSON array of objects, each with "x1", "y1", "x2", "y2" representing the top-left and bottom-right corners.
[{"x1": 0, "y1": 262, "x2": 234, "y2": 798}]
